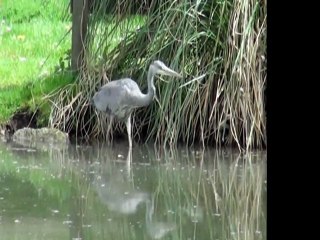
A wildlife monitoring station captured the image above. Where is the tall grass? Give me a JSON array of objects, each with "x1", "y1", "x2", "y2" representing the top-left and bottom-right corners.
[{"x1": 49, "y1": 0, "x2": 267, "y2": 150}]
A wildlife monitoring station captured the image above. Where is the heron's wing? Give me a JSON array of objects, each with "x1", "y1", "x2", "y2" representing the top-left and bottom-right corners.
[
  {"x1": 93, "y1": 78, "x2": 143, "y2": 119},
  {"x1": 116, "y1": 78, "x2": 145, "y2": 104}
]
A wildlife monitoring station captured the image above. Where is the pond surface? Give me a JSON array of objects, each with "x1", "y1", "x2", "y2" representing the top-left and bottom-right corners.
[{"x1": 0, "y1": 140, "x2": 266, "y2": 240}]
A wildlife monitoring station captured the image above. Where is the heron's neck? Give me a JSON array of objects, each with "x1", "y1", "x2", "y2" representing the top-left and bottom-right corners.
[{"x1": 141, "y1": 67, "x2": 156, "y2": 107}]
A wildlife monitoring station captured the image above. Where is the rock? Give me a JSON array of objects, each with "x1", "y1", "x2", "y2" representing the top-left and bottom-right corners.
[{"x1": 12, "y1": 128, "x2": 69, "y2": 145}]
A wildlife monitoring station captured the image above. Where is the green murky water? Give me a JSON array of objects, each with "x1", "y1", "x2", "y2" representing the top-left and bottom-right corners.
[{"x1": 0, "y1": 140, "x2": 266, "y2": 240}]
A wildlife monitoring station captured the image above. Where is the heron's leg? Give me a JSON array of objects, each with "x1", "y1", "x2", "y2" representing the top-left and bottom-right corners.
[
  {"x1": 126, "y1": 114, "x2": 132, "y2": 148},
  {"x1": 106, "y1": 115, "x2": 114, "y2": 145}
]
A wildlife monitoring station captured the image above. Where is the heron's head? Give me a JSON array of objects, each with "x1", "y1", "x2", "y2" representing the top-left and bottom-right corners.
[{"x1": 150, "y1": 60, "x2": 182, "y2": 78}]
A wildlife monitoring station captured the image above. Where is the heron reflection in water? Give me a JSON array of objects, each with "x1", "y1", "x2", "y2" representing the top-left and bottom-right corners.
[{"x1": 93, "y1": 149, "x2": 147, "y2": 215}]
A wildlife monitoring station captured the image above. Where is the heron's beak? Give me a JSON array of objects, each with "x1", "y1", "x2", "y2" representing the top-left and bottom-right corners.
[{"x1": 161, "y1": 65, "x2": 182, "y2": 78}]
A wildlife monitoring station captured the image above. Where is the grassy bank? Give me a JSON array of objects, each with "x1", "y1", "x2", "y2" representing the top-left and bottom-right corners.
[
  {"x1": 1, "y1": 0, "x2": 267, "y2": 150},
  {"x1": 49, "y1": 0, "x2": 267, "y2": 150},
  {"x1": 0, "y1": 0, "x2": 71, "y2": 122}
]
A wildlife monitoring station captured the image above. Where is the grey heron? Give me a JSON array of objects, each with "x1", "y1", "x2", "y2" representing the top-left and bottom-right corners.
[
  {"x1": 92, "y1": 60, "x2": 182, "y2": 147},
  {"x1": 93, "y1": 174, "x2": 149, "y2": 215}
]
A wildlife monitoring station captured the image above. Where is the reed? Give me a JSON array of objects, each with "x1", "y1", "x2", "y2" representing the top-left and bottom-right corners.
[{"x1": 49, "y1": 0, "x2": 266, "y2": 149}]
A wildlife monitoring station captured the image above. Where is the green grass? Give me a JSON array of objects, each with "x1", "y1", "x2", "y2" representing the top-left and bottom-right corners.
[
  {"x1": 0, "y1": 0, "x2": 71, "y2": 122},
  {"x1": 0, "y1": 0, "x2": 69, "y2": 22},
  {"x1": 0, "y1": 19, "x2": 70, "y2": 85},
  {"x1": 0, "y1": 73, "x2": 74, "y2": 122}
]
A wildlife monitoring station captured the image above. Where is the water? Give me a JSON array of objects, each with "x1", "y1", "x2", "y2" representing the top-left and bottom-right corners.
[{"x1": 0, "y1": 140, "x2": 266, "y2": 240}]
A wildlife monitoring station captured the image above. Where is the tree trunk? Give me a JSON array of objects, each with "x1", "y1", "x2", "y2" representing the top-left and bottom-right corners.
[{"x1": 71, "y1": 0, "x2": 89, "y2": 72}]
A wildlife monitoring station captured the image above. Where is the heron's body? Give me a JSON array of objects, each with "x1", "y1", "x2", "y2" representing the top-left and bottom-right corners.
[
  {"x1": 92, "y1": 60, "x2": 181, "y2": 148},
  {"x1": 93, "y1": 78, "x2": 151, "y2": 120}
]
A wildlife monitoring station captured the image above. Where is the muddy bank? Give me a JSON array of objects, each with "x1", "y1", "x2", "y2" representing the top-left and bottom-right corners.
[
  {"x1": 0, "y1": 107, "x2": 38, "y2": 138},
  {"x1": 0, "y1": 107, "x2": 89, "y2": 144},
  {"x1": 0, "y1": 106, "x2": 123, "y2": 144},
  {"x1": 0, "y1": 106, "x2": 266, "y2": 150}
]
